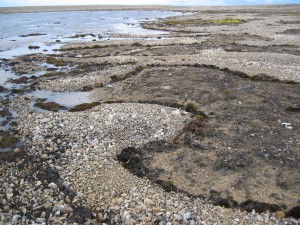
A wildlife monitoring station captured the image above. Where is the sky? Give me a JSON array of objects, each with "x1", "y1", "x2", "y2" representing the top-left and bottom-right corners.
[{"x1": 0, "y1": 0, "x2": 299, "y2": 7}]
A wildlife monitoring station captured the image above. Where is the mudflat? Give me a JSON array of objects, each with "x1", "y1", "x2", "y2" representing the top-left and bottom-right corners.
[{"x1": 0, "y1": 4, "x2": 299, "y2": 225}]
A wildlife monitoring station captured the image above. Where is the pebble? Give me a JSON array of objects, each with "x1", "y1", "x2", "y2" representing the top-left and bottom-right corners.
[
  {"x1": 144, "y1": 198, "x2": 155, "y2": 206},
  {"x1": 171, "y1": 109, "x2": 181, "y2": 115},
  {"x1": 6, "y1": 192, "x2": 13, "y2": 201},
  {"x1": 182, "y1": 211, "x2": 191, "y2": 220},
  {"x1": 173, "y1": 214, "x2": 182, "y2": 221},
  {"x1": 276, "y1": 211, "x2": 285, "y2": 219},
  {"x1": 48, "y1": 183, "x2": 58, "y2": 190}
]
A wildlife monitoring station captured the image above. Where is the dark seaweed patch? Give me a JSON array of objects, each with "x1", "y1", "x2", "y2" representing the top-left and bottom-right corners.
[{"x1": 68, "y1": 206, "x2": 94, "y2": 224}]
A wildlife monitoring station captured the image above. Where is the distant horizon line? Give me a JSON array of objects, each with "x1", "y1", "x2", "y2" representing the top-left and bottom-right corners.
[{"x1": 1, "y1": 3, "x2": 299, "y2": 8}]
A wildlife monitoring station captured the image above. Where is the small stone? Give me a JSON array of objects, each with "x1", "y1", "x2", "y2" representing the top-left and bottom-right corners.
[
  {"x1": 36, "y1": 181, "x2": 42, "y2": 186},
  {"x1": 41, "y1": 211, "x2": 46, "y2": 218},
  {"x1": 36, "y1": 218, "x2": 46, "y2": 223},
  {"x1": 2, "y1": 199, "x2": 7, "y2": 206},
  {"x1": 275, "y1": 211, "x2": 285, "y2": 219},
  {"x1": 144, "y1": 198, "x2": 155, "y2": 206},
  {"x1": 182, "y1": 211, "x2": 191, "y2": 220},
  {"x1": 256, "y1": 215, "x2": 262, "y2": 221},
  {"x1": 173, "y1": 214, "x2": 182, "y2": 221},
  {"x1": 166, "y1": 211, "x2": 172, "y2": 219},
  {"x1": 97, "y1": 212, "x2": 104, "y2": 221},
  {"x1": 6, "y1": 192, "x2": 13, "y2": 201},
  {"x1": 171, "y1": 109, "x2": 181, "y2": 115},
  {"x1": 12, "y1": 215, "x2": 19, "y2": 222},
  {"x1": 114, "y1": 214, "x2": 121, "y2": 223},
  {"x1": 48, "y1": 183, "x2": 57, "y2": 190},
  {"x1": 21, "y1": 207, "x2": 27, "y2": 215},
  {"x1": 162, "y1": 85, "x2": 172, "y2": 90},
  {"x1": 122, "y1": 211, "x2": 131, "y2": 220},
  {"x1": 55, "y1": 210, "x2": 61, "y2": 216},
  {"x1": 3, "y1": 206, "x2": 10, "y2": 212},
  {"x1": 43, "y1": 202, "x2": 52, "y2": 209},
  {"x1": 117, "y1": 197, "x2": 123, "y2": 205},
  {"x1": 41, "y1": 118, "x2": 51, "y2": 123},
  {"x1": 190, "y1": 220, "x2": 196, "y2": 225}
]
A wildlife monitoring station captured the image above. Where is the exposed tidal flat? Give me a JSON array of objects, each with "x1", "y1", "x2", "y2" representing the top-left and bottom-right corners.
[{"x1": 0, "y1": 4, "x2": 300, "y2": 225}]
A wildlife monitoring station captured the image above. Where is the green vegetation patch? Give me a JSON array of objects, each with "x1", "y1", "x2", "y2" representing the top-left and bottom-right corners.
[
  {"x1": 0, "y1": 131, "x2": 19, "y2": 149},
  {"x1": 46, "y1": 57, "x2": 66, "y2": 67},
  {"x1": 10, "y1": 76, "x2": 29, "y2": 84},
  {"x1": 287, "y1": 13, "x2": 300, "y2": 16},
  {"x1": 42, "y1": 71, "x2": 65, "y2": 78},
  {"x1": 164, "y1": 17, "x2": 246, "y2": 26},
  {"x1": 69, "y1": 102, "x2": 100, "y2": 112}
]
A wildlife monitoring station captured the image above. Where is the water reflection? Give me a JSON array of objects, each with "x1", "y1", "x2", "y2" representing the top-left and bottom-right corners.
[{"x1": 30, "y1": 90, "x2": 92, "y2": 108}]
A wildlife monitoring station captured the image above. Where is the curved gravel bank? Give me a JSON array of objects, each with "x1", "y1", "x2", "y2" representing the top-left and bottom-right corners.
[{"x1": 0, "y1": 97, "x2": 298, "y2": 224}]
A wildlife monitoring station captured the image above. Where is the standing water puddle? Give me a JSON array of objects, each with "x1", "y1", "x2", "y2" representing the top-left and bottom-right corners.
[{"x1": 30, "y1": 90, "x2": 92, "y2": 109}]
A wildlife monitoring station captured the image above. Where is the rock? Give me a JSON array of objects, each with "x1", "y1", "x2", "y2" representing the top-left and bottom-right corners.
[
  {"x1": 12, "y1": 215, "x2": 19, "y2": 222},
  {"x1": 41, "y1": 211, "x2": 46, "y2": 218},
  {"x1": 161, "y1": 86, "x2": 172, "y2": 90},
  {"x1": 117, "y1": 197, "x2": 124, "y2": 205},
  {"x1": 55, "y1": 210, "x2": 61, "y2": 216},
  {"x1": 144, "y1": 198, "x2": 155, "y2": 206},
  {"x1": 275, "y1": 211, "x2": 285, "y2": 219},
  {"x1": 171, "y1": 109, "x2": 181, "y2": 116},
  {"x1": 114, "y1": 214, "x2": 121, "y2": 223},
  {"x1": 6, "y1": 192, "x2": 13, "y2": 201},
  {"x1": 36, "y1": 218, "x2": 46, "y2": 223},
  {"x1": 21, "y1": 207, "x2": 27, "y2": 215},
  {"x1": 48, "y1": 183, "x2": 58, "y2": 190},
  {"x1": 166, "y1": 211, "x2": 172, "y2": 219},
  {"x1": 36, "y1": 181, "x2": 42, "y2": 186},
  {"x1": 174, "y1": 214, "x2": 182, "y2": 221},
  {"x1": 256, "y1": 215, "x2": 262, "y2": 221},
  {"x1": 41, "y1": 118, "x2": 51, "y2": 123},
  {"x1": 122, "y1": 211, "x2": 131, "y2": 220},
  {"x1": 190, "y1": 220, "x2": 196, "y2": 225},
  {"x1": 182, "y1": 211, "x2": 191, "y2": 220},
  {"x1": 43, "y1": 202, "x2": 53, "y2": 209},
  {"x1": 2, "y1": 199, "x2": 7, "y2": 206},
  {"x1": 55, "y1": 204, "x2": 73, "y2": 214}
]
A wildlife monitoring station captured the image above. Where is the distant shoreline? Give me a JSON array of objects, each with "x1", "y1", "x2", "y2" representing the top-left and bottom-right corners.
[{"x1": 0, "y1": 4, "x2": 299, "y2": 14}]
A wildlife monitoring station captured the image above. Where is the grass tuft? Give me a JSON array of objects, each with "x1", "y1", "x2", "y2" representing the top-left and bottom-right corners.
[
  {"x1": 46, "y1": 57, "x2": 66, "y2": 67},
  {"x1": 164, "y1": 18, "x2": 246, "y2": 26}
]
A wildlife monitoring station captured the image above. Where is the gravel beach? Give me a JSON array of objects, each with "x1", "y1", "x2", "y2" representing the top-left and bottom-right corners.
[{"x1": 0, "y1": 4, "x2": 300, "y2": 225}]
